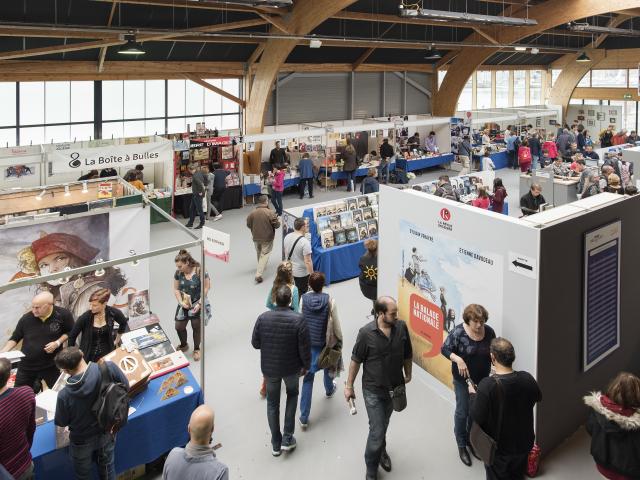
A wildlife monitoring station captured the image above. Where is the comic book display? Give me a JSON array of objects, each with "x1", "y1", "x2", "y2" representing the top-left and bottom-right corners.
[{"x1": 312, "y1": 193, "x2": 379, "y2": 249}]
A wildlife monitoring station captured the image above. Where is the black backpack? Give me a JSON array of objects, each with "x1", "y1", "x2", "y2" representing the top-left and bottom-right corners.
[{"x1": 92, "y1": 362, "x2": 130, "y2": 434}]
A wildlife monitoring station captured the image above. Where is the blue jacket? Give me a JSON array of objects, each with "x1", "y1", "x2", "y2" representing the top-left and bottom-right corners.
[
  {"x1": 298, "y1": 158, "x2": 314, "y2": 179},
  {"x1": 505, "y1": 135, "x2": 518, "y2": 152},
  {"x1": 55, "y1": 361, "x2": 129, "y2": 442},
  {"x1": 252, "y1": 307, "x2": 311, "y2": 377},
  {"x1": 361, "y1": 177, "x2": 379, "y2": 194},
  {"x1": 301, "y1": 292, "x2": 330, "y2": 347}
]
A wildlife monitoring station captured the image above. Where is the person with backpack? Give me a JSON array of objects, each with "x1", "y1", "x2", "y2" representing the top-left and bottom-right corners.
[
  {"x1": 434, "y1": 175, "x2": 460, "y2": 202},
  {"x1": 54, "y1": 346, "x2": 129, "y2": 480},
  {"x1": 505, "y1": 132, "x2": 519, "y2": 170},
  {"x1": 517, "y1": 139, "x2": 532, "y2": 173}
]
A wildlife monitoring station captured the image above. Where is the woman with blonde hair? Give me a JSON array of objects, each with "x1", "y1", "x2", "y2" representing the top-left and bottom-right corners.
[
  {"x1": 265, "y1": 261, "x2": 300, "y2": 312},
  {"x1": 173, "y1": 249, "x2": 210, "y2": 361},
  {"x1": 585, "y1": 372, "x2": 640, "y2": 479}
]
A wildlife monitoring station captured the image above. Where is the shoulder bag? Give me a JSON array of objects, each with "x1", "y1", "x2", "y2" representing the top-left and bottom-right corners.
[
  {"x1": 385, "y1": 323, "x2": 407, "y2": 412},
  {"x1": 470, "y1": 377, "x2": 505, "y2": 466},
  {"x1": 317, "y1": 298, "x2": 342, "y2": 370},
  {"x1": 287, "y1": 235, "x2": 304, "y2": 261}
]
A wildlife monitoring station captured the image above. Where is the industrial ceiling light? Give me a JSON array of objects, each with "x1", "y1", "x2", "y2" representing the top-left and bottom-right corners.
[
  {"x1": 514, "y1": 46, "x2": 527, "y2": 51},
  {"x1": 309, "y1": 39, "x2": 322, "y2": 48},
  {"x1": 576, "y1": 52, "x2": 591, "y2": 63},
  {"x1": 424, "y1": 46, "x2": 442, "y2": 60},
  {"x1": 399, "y1": 7, "x2": 537, "y2": 26},
  {"x1": 567, "y1": 22, "x2": 640, "y2": 37},
  {"x1": 118, "y1": 33, "x2": 145, "y2": 55},
  {"x1": 35, "y1": 189, "x2": 46, "y2": 200},
  {"x1": 531, "y1": 47, "x2": 540, "y2": 55}
]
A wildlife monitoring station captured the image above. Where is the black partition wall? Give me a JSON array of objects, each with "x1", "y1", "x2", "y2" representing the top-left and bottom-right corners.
[{"x1": 536, "y1": 194, "x2": 640, "y2": 452}]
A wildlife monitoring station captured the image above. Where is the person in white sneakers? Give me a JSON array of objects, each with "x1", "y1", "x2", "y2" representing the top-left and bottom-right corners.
[{"x1": 201, "y1": 164, "x2": 223, "y2": 222}]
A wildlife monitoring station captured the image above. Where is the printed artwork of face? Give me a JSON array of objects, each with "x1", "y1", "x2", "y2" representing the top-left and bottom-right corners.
[{"x1": 38, "y1": 253, "x2": 72, "y2": 286}]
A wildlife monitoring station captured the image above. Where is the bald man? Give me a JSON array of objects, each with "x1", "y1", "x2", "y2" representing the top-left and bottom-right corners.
[
  {"x1": 1, "y1": 291, "x2": 74, "y2": 392},
  {"x1": 163, "y1": 405, "x2": 229, "y2": 480}
]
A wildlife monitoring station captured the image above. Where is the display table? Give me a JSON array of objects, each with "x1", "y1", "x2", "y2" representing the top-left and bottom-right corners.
[
  {"x1": 150, "y1": 196, "x2": 171, "y2": 224},
  {"x1": 301, "y1": 207, "x2": 373, "y2": 284},
  {"x1": 400, "y1": 153, "x2": 454, "y2": 172},
  {"x1": 477, "y1": 150, "x2": 510, "y2": 170},
  {"x1": 175, "y1": 185, "x2": 243, "y2": 217},
  {"x1": 243, "y1": 177, "x2": 300, "y2": 197},
  {"x1": 31, "y1": 367, "x2": 203, "y2": 478}
]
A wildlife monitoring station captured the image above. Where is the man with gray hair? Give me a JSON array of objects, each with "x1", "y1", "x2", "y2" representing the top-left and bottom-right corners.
[
  {"x1": 162, "y1": 405, "x2": 229, "y2": 480},
  {"x1": 252, "y1": 286, "x2": 310, "y2": 456},
  {"x1": 0, "y1": 291, "x2": 74, "y2": 392},
  {"x1": 246, "y1": 195, "x2": 281, "y2": 283}
]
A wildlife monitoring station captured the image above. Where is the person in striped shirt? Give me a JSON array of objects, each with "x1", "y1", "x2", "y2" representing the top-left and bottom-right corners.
[{"x1": 0, "y1": 357, "x2": 36, "y2": 480}]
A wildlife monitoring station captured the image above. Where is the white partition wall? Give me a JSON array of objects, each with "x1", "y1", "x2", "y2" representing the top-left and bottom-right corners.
[{"x1": 377, "y1": 185, "x2": 540, "y2": 398}]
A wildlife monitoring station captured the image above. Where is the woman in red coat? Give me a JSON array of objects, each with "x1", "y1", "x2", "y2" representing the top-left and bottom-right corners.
[{"x1": 518, "y1": 139, "x2": 532, "y2": 172}]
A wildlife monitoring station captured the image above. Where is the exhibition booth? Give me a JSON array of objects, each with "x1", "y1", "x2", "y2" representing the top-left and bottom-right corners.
[
  {"x1": 378, "y1": 182, "x2": 640, "y2": 454},
  {"x1": 0, "y1": 186, "x2": 209, "y2": 478},
  {"x1": 281, "y1": 192, "x2": 379, "y2": 284}
]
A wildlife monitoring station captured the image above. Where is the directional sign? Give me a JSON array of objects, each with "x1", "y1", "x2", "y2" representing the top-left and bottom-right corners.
[{"x1": 508, "y1": 252, "x2": 537, "y2": 279}]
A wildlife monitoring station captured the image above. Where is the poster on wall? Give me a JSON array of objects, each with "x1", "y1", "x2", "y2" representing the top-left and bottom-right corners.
[
  {"x1": 450, "y1": 118, "x2": 466, "y2": 155},
  {"x1": 0, "y1": 208, "x2": 150, "y2": 345},
  {"x1": 583, "y1": 220, "x2": 621, "y2": 371},
  {"x1": 4, "y1": 165, "x2": 35, "y2": 181},
  {"x1": 397, "y1": 219, "x2": 504, "y2": 388}
]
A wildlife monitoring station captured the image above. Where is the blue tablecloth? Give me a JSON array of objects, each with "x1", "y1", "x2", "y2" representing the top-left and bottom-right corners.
[
  {"x1": 32, "y1": 367, "x2": 203, "y2": 478},
  {"x1": 302, "y1": 208, "x2": 373, "y2": 284},
  {"x1": 400, "y1": 153, "x2": 454, "y2": 172},
  {"x1": 244, "y1": 177, "x2": 300, "y2": 196},
  {"x1": 476, "y1": 150, "x2": 510, "y2": 170}
]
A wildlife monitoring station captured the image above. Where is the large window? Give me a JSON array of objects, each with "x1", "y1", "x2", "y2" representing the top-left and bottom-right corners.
[
  {"x1": 577, "y1": 72, "x2": 590, "y2": 87},
  {"x1": 529, "y1": 70, "x2": 542, "y2": 105},
  {"x1": 0, "y1": 78, "x2": 242, "y2": 147},
  {"x1": 495, "y1": 71, "x2": 509, "y2": 108},
  {"x1": 551, "y1": 69, "x2": 561, "y2": 87},
  {"x1": 457, "y1": 77, "x2": 473, "y2": 111},
  {"x1": 438, "y1": 70, "x2": 447, "y2": 89},
  {"x1": 591, "y1": 69, "x2": 627, "y2": 88},
  {"x1": 513, "y1": 71, "x2": 526, "y2": 107},
  {"x1": 476, "y1": 71, "x2": 491, "y2": 110}
]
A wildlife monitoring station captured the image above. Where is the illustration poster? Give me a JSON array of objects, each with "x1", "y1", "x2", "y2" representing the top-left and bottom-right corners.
[{"x1": 398, "y1": 219, "x2": 503, "y2": 388}]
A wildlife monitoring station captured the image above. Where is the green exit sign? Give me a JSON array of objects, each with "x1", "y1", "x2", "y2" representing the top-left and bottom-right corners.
[{"x1": 623, "y1": 93, "x2": 633, "y2": 99}]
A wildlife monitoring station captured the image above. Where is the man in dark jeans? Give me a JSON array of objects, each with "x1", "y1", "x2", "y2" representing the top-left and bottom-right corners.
[
  {"x1": 54, "y1": 347, "x2": 129, "y2": 480},
  {"x1": 251, "y1": 286, "x2": 310, "y2": 457},
  {"x1": 469, "y1": 338, "x2": 542, "y2": 480},
  {"x1": 345, "y1": 297, "x2": 413, "y2": 480},
  {"x1": 186, "y1": 163, "x2": 208, "y2": 229},
  {"x1": 297, "y1": 153, "x2": 315, "y2": 199},
  {"x1": 212, "y1": 163, "x2": 230, "y2": 214}
]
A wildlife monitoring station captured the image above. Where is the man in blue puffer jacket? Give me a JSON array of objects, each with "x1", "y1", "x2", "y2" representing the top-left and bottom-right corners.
[
  {"x1": 298, "y1": 272, "x2": 342, "y2": 430},
  {"x1": 252, "y1": 286, "x2": 311, "y2": 457}
]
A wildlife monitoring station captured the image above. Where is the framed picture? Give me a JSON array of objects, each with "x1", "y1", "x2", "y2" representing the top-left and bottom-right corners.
[
  {"x1": 577, "y1": 115, "x2": 585, "y2": 121},
  {"x1": 609, "y1": 110, "x2": 617, "y2": 116},
  {"x1": 597, "y1": 112, "x2": 605, "y2": 121},
  {"x1": 578, "y1": 109, "x2": 585, "y2": 114},
  {"x1": 587, "y1": 120, "x2": 595, "y2": 127},
  {"x1": 588, "y1": 110, "x2": 595, "y2": 117},
  {"x1": 610, "y1": 118, "x2": 617, "y2": 124}
]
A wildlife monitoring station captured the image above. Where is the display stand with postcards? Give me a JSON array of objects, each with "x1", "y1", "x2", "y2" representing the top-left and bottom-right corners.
[{"x1": 282, "y1": 193, "x2": 379, "y2": 284}]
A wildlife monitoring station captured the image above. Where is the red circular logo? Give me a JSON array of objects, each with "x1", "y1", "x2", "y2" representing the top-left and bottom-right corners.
[{"x1": 440, "y1": 208, "x2": 451, "y2": 221}]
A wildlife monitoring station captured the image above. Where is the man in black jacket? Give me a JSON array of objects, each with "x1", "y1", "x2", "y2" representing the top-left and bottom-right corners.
[
  {"x1": 269, "y1": 141, "x2": 287, "y2": 168},
  {"x1": 469, "y1": 337, "x2": 541, "y2": 480},
  {"x1": 520, "y1": 184, "x2": 545, "y2": 216},
  {"x1": 186, "y1": 163, "x2": 208, "y2": 229},
  {"x1": 252, "y1": 286, "x2": 310, "y2": 457},
  {"x1": 54, "y1": 346, "x2": 129, "y2": 480},
  {"x1": 379, "y1": 139, "x2": 394, "y2": 184}
]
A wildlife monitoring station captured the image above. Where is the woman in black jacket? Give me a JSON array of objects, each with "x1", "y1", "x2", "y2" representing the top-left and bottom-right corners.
[
  {"x1": 68, "y1": 288, "x2": 128, "y2": 362},
  {"x1": 585, "y1": 372, "x2": 640, "y2": 480}
]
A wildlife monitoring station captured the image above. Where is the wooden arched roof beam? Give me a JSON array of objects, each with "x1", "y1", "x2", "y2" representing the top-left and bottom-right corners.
[
  {"x1": 245, "y1": 0, "x2": 358, "y2": 136},
  {"x1": 548, "y1": 14, "x2": 632, "y2": 119},
  {"x1": 433, "y1": 0, "x2": 640, "y2": 116}
]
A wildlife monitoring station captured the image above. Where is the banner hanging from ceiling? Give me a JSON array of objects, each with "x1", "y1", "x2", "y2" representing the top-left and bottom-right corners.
[{"x1": 47, "y1": 137, "x2": 173, "y2": 174}]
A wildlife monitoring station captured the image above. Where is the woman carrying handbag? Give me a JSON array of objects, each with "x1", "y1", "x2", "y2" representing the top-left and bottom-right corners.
[{"x1": 298, "y1": 271, "x2": 343, "y2": 430}]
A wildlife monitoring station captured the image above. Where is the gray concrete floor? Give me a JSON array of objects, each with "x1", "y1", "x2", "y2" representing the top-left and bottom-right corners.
[{"x1": 144, "y1": 167, "x2": 599, "y2": 479}]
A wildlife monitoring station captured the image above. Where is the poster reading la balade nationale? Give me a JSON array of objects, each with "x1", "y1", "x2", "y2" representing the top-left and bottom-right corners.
[{"x1": 398, "y1": 220, "x2": 503, "y2": 388}]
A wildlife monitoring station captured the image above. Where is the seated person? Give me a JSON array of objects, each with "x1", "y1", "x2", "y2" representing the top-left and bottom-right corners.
[
  {"x1": 363, "y1": 151, "x2": 380, "y2": 164},
  {"x1": 605, "y1": 174, "x2": 624, "y2": 195},
  {"x1": 520, "y1": 184, "x2": 546, "y2": 216},
  {"x1": 582, "y1": 145, "x2": 599, "y2": 160},
  {"x1": 407, "y1": 132, "x2": 420, "y2": 150},
  {"x1": 552, "y1": 157, "x2": 570, "y2": 177},
  {"x1": 360, "y1": 168, "x2": 380, "y2": 194},
  {"x1": 471, "y1": 186, "x2": 490, "y2": 209}
]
